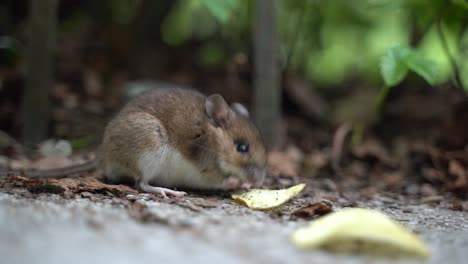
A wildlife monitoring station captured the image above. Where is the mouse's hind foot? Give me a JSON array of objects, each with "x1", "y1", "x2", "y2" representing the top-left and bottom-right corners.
[{"x1": 139, "y1": 181, "x2": 186, "y2": 198}]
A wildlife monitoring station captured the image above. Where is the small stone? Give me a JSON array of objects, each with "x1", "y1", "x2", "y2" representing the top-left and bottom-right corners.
[
  {"x1": 81, "y1": 192, "x2": 93, "y2": 198},
  {"x1": 402, "y1": 208, "x2": 413, "y2": 213},
  {"x1": 421, "y1": 195, "x2": 444, "y2": 204},
  {"x1": 321, "y1": 179, "x2": 337, "y2": 191},
  {"x1": 420, "y1": 184, "x2": 437, "y2": 196}
]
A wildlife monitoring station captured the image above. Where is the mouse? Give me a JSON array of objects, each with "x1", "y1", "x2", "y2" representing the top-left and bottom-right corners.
[{"x1": 98, "y1": 87, "x2": 267, "y2": 197}]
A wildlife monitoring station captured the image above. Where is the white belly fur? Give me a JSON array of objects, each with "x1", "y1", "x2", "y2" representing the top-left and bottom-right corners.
[{"x1": 137, "y1": 145, "x2": 213, "y2": 188}]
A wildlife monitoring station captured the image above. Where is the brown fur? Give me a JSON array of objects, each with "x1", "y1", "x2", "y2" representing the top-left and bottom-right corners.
[{"x1": 99, "y1": 88, "x2": 266, "y2": 189}]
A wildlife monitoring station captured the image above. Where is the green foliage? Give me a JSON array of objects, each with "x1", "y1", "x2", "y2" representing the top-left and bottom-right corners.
[
  {"x1": 279, "y1": 0, "x2": 414, "y2": 85},
  {"x1": 158, "y1": 0, "x2": 466, "y2": 88},
  {"x1": 380, "y1": 46, "x2": 438, "y2": 87},
  {"x1": 161, "y1": 0, "x2": 245, "y2": 46},
  {"x1": 405, "y1": 52, "x2": 438, "y2": 85},
  {"x1": 380, "y1": 46, "x2": 411, "y2": 87},
  {"x1": 377, "y1": 45, "x2": 438, "y2": 118},
  {"x1": 161, "y1": 1, "x2": 197, "y2": 46},
  {"x1": 452, "y1": 0, "x2": 468, "y2": 9},
  {"x1": 199, "y1": 0, "x2": 240, "y2": 24},
  {"x1": 69, "y1": 137, "x2": 92, "y2": 151}
]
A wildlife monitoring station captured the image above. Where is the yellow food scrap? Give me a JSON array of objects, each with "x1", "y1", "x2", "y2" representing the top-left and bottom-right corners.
[
  {"x1": 290, "y1": 208, "x2": 430, "y2": 259},
  {"x1": 232, "y1": 183, "x2": 306, "y2": 210}
]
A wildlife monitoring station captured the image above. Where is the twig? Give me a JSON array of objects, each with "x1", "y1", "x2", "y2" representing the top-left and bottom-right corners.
[{"x1": 331, "y1": 122, "x2": 353, "y2": 172}]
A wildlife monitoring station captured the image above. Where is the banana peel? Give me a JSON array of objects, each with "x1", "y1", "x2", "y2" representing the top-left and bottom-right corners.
[
  {"x1": 290, "y1": 208, "x2": 430, "y2": 259},
  {"x1": 232, "y1": 183, "x2": 306, "y2": 210}
]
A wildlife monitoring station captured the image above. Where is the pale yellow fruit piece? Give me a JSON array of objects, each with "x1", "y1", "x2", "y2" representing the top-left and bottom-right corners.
[
  {"x1": 291, "y1": 208, "x2": 430, "y2": 259},
  {"x1": 232, "y1": 183, "x2": 306, "y2": 210}
]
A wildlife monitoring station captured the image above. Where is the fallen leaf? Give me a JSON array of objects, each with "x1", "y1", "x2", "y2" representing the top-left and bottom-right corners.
[
  {"x1": 290, "y1": 208, "x2": 430, "y2": 259},
  {"x1": 291, "y1": 202, "x2": 333, "y2": 220},
  {"x1": 29, "y1": 184, "x2": 65, "y2": 194},
  {"x1": 232, "y1": 183, "x2": 306, "y2": 210},
  {"x1": 382, "y1": 173, "x2": 403, "y2": 188},
  {"x1": 352, "y1": 138, "x2": 394, "y2": 165},
  {"x1": 4, "y1": 176, "x2": 137, "y2": 197},
  {"x1": 304, "y1": 151, "x2": 329, "y2": 177}
]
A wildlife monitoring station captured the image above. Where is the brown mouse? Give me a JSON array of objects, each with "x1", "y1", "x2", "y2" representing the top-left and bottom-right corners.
[{"x1": 98, "y1": 88, "x2": 267, "y2": 197}]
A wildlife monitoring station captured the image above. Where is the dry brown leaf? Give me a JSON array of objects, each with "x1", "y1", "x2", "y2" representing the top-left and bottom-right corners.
[
  {"x1": 291, "y1": 202, "x2": 333, "y2": 220},
  {"x1": 382, "y1": 173, "x2": 403, "y2": 188},
  {"x1": 352, "y1": 138, "x2": 394, "y2": 165},
  {"x1": 5, "y1": 176, "x2": 137, "y2": 197}
]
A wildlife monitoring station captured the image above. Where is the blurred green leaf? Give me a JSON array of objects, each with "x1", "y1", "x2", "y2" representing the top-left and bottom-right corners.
[
  {"x1": 161, "y1": 1, "x2": 195, "y2": 45},
  {"x1": 405, "y1": 52, "x2": 438, "y2": 85},
  {"x1": 380, "y1": 46, "x2": 411, "y2": 86},
  {"x1": 162, "y1": 0, "x2": 231, "y2": 45},
  {"x1": 200, "y1": 0, "x2": 239, "y2": 24},
  {"x1": 70, "y1": 137, "x2": 92, "y2": 151},
  {"x1": 451, "y1": 0, "x2": 468, "y2": 9},
  {"x1": 380, "y1": 45, "x2": 438, "y2": 86}
]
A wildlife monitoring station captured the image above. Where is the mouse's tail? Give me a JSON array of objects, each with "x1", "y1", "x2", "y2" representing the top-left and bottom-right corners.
[{"x1": 0, "y1": 160, "x2": 98, "y2": 179}]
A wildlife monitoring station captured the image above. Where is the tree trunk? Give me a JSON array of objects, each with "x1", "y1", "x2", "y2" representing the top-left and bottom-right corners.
[
  {"x1": 253, "y1": 0, "x2": 281, "y2": 148},
  {"x1": 21, "y1": 0, "x2": 57, "y2": 144}
]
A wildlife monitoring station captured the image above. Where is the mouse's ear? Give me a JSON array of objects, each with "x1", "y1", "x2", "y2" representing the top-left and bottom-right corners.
[
  {"x1": 205, "y1": 94, "x2": 232, "y2": 128},
  {"x1": 231, "y1": 103, "x2": 249, "y2": 118}
]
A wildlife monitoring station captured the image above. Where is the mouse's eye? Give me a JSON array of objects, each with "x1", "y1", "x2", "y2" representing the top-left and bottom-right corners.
[{"x1": 235, "y1": 141, "x2": 249, "y2": 154}]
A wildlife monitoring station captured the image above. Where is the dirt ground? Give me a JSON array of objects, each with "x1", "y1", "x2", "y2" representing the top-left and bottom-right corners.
[{"x1": 1, "y1": 185, "x2": 467, "y2": 264}]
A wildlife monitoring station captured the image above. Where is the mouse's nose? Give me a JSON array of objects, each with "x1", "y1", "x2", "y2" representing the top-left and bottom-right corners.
[{"x1": 247, "y1": 166, "x2": 266, "y2": 187}]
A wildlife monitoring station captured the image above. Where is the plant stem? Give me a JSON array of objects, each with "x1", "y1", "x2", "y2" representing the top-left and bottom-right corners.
[
  {"x1": 375, "y1": 84, "x2": 391, "y2": 116},
  {"x1": 435, "y1": 19, "x2": 465, "y2": 92},
  {"x1": 351, "y1": 122, "x2": 364, "y2": 147}
]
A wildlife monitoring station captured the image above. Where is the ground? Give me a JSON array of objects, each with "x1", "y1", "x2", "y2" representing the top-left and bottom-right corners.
[
  {"x1": 1, "y1": 182, "x2": 467, "y2": 264},
  {"x1": 1, "y1": 94, "x2": 467, "y2": 263}
]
